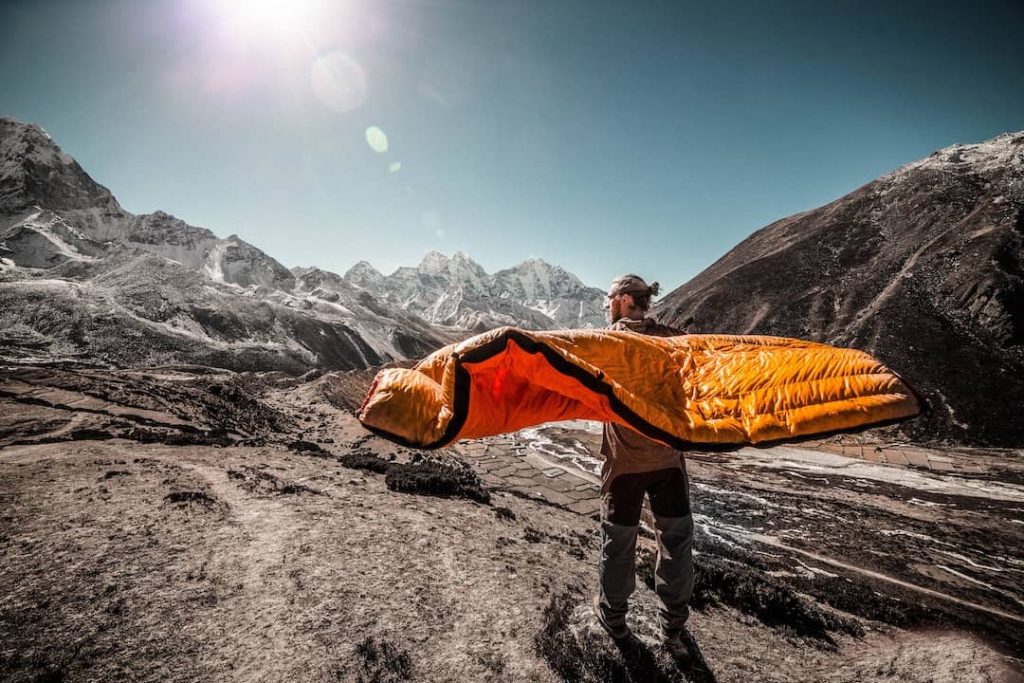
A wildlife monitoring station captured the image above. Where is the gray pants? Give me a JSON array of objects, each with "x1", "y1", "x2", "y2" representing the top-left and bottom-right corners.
[{"x1": 597, "y1": 467, "x2": 694, "y2": 636}]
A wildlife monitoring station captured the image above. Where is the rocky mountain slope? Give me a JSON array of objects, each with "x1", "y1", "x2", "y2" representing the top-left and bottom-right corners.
[
  {"x1": 1, "y1": 117, "x2": 294, "y2": 289},
  {"x1": 5, "y1": 118, "x2": 603, "y2": 371},
  {"x1": 655, "y1": 132, "x2": 1024, "y2": 446},
  {"x1": 0, "y1": 117, "x2": 461, "y2": 371},
  {"x1": 342, "y1": 251, "x2": 606, "y2": 331}
]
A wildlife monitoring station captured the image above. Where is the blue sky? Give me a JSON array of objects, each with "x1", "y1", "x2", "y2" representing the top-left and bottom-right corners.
[{"x1": 2, "y1": 0, "x2": 1022, "y2": 290}]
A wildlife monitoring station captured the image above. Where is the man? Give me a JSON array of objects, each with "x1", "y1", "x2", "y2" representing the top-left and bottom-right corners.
[{"x1": 594, "y1": 274, "x2": 695, "y2": 655}]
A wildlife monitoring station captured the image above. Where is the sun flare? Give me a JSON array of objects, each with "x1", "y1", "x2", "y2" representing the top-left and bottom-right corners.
[{"x1": 209, "y1": 0, "x2": 323, "y2": 41}]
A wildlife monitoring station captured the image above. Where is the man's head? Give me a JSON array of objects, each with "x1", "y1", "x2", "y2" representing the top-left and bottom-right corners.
[{"x1": 605, "y1": 274, "x2": 660, "y2": 323}]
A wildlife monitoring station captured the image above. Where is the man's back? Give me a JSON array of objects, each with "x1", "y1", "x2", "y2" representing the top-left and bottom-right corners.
[
  {"x1": 595, "y1": 278, "x2": 695, "y2": 649},
  {"x1": 600, "y1": 315, "x2": 686, "y2": 488}
]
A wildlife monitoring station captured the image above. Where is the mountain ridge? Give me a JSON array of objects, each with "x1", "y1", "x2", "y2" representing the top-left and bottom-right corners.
[
  {"x1": 0, "y1": 116, "x2": 606, "y2": 373},
  {"x1": 337, "y1": 249, "x2": 606, "y2": 330},
  {"x1": 655, "y1": 130, "x2": 1024, "y2": 446}
]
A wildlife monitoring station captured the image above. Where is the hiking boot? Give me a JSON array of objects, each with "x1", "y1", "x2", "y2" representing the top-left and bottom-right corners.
[
  {"x1": 662, "y1": 626, "x2": 695, "y2": 661},
  {"x1": 592, "y1": 598, "x2": 630, "y2": 640}
]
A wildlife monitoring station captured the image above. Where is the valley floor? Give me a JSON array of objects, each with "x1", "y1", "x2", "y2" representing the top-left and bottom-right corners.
[{"x1": 1, "y1": 364, "x2": 1022, "y2": 682}]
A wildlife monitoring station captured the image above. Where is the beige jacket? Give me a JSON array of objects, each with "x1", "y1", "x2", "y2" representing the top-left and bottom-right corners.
[{"x1": 599, "y1": 317, "x2": 686, "y2": 490}]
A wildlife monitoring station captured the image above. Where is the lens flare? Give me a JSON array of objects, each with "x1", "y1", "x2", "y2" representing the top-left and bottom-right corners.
[
  {"x1": 310, "y1": 51, "x2": 367, "y2": 112},
  {"x1": 365, "y1": 126, "x2": 389, "y2": 153}
]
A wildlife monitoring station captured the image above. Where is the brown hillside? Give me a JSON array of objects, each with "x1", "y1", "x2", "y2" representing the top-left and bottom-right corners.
[{"x1": 656, "y1": 133, "x2": 1024, "y2": 446}]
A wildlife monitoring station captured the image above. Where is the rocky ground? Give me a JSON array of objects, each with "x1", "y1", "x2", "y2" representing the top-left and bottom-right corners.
[{"x1": 1, "y1": 363, "x2": 1023, "y2": 682}]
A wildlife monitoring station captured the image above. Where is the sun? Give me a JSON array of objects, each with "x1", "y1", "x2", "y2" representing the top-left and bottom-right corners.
[{"x1": 208, "y1": 0, "x2": 323, "y2": 42}]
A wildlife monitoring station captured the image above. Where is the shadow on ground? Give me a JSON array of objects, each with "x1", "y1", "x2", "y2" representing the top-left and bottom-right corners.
[{"x1": 535, "y1": 589, "x2": 718, "y2": 683}]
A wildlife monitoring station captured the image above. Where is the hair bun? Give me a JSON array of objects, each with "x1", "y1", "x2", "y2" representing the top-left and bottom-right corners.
[{"x1": 649, "y1": 282, "x2": 660, "y2": 296}]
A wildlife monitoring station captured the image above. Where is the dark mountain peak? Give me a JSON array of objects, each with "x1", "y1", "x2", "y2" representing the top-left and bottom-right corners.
[
  {"x1": 656, "y1": 130, "x2": 1024, "y2": 446},
  {"x1": 127, "y1": 211, "x2": 216, "y2": 244},
  {"x1": 0, "y1": 117, "x2": 56, "y2": 146},
  {"x1": 0, "y1": 116, "x2": 124, "y2": 222}
]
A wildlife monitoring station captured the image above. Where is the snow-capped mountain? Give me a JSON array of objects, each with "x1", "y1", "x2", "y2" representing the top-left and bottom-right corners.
[
  {"x1": 655, "y1": 131, "x2": 1024, "y2": 446},
  {"x1": 0, "y1": 118, "x2": 302, "y2": 292},
  {"x1": 0, "y1": 117, "x2": 460, "y2": 370},
  {"x1": 0, "y1": 116, "x2": 604, "y2": 372},
  {"x1": 342, "y1": 251, "x2": 606, "y2": 331},
  {"x1": 124, "y1": 211, "x2": 297, "y2": 290}
]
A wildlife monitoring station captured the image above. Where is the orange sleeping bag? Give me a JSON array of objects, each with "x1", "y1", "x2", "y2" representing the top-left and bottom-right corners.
[{"x1": 358, "y1": 326, "x2": 920, "y2": 449}]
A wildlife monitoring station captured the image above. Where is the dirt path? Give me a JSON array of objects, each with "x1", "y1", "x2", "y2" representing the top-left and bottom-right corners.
[{"x1": 163, "y1": 457, "x2": 299, "y2": 682}]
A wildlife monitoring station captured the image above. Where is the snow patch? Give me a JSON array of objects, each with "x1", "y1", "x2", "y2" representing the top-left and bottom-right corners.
[
  {"x1": 732, "y1": 446, "x2": 1024, "y2": 503},
  {"x1": 886, "y1": 132, "x2": 1024, "y2": 179},
  {"x1": 878, "y1": 529, "x2": 955, "y2": 546},
  {"x1": 935, "y1": 550, "x2": 1022, "y2": 575},
  {"x1": 203, "y1": 241, "x2": 226, "y2": 283}
]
